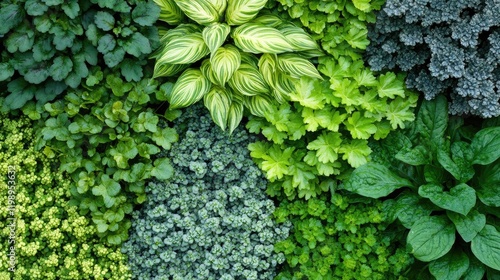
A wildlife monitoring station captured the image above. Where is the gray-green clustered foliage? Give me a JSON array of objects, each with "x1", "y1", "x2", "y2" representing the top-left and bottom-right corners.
[{"x1": 121, "y1": 104, "x2": 291, "y2": 279}]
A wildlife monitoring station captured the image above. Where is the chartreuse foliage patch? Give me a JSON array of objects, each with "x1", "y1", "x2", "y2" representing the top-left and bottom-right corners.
[
  {"x1": 273, "y1": 191, "x2": 414, "y2": 279},
  {"x1": 0, "y1": 113, "x2": 130, "y2": 280},
  {"x1": 0, "y1": 0, "x2": 160, "y2": 112},
  {"x1": 152, "y1": 0, "x2": 325, "y2": 133},
  {"x1": 344, "y1": 96, "x2": 500, "y2": 279},
  {"x1": 19, "y1": 73, "x2": 178, "y2": 246}
]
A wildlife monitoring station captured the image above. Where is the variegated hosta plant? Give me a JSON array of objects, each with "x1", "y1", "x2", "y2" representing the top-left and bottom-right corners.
[{"x1": 152, "y1": 0, "x2": 324, "y2": 133}]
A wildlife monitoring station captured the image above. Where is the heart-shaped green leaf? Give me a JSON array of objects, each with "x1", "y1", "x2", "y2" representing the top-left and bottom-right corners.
[{"x1": 419, "y1": 183, "x2": 476, "y2": 216}]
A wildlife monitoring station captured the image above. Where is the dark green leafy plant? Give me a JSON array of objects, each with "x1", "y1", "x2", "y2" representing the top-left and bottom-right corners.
[
  {"x1": 21, "y1": 74, "x2": 178, "y2": 245},
  {"x1": 344, "y1": 96, "x2": 500, "y2": 279},
  {"x1": 0, "y1": 0, "x2": 160, "y2": 111},
  {"x1": 273, "y1": 191, "x2": 414, "y2": 279}
]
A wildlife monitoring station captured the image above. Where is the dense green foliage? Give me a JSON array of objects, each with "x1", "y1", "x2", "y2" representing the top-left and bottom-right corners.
[
  {"x1": 21, "y1": 74, "x2": 179, "y2": 245},
  {"x1": 247, "y1": 0, "x2": 418, "y2": 200},
  {"x1": 344, "y1": 96, "x2": 500, "y2": 279},
  {"x1": 273, "y1": 191, "x2": 413, "y2": 279},
  {"x1": 153, "y1": 0, "x2": 325, "y2": 133},
  {"x1": 122, "y1": 104, "x2": 290, "y2": 279},
  {"x1": 366, "y1": 0, "x2": 500, "y2": 117},
  {"x1": 0, "y1": 0, "x2": 160, "y2": 111},
  {"x1": 0, "y1": 113, "x2": 130, "y2": 280}
]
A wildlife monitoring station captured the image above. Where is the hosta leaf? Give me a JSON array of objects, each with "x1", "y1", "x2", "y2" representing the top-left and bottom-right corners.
[
  {"x1": 418, "y1": 183, "x2": 476, "y2": 216},
  {"x1": 153, "y1": 63, "x2": 189, "y2": 78},
  {"x1": 429, "y1": 248, "x2": 470, "y2": 280},
  {"x1": 204, "y1": 86, "x2": 232, "y2": 131},
  {"x1": 232, "y1": 23, "x2": 294, "y2": 54},
  {"x1": 174, "y1": 0, "x2": 220, "y2": 25},
  {"x1": 200, "y1": 59, "x2": 219, "y2": 84},
  {"x1": 228, "y1": 63, "x2": 269, "y2": 96},
  {"x1": 447, "y1": 210, "x2": 486, "y2": 242},
  {"x1": 243, "y1": 94, "x2": 275, "y2": 118},
  {"x1": 258, "y1": 53, "x2": 278, "y2": 88},
  {"x1": 476, "y1": 159, "x2": 500, "y2": 207},
  {"x1": 407, "y1": 215, "x2": 455, "y2": 262},
  {"x1": 227, "y1": 94, "x2": 244, "y2": 134},
  {"x1": 470, "y1": 127, "x2": 500, "y2": 165},
  {"x1": 250, "y1": 14, "x2": 283, "y2": 27},
  {"x1": 277, "y1": 24, "x2": 321, "y2": 52},
  {"x1": 344, "y1": 162, "x2": 412, "y2": 198},
  {"x1": 210, "y1": 44, "x2": 241, "y2": 86},
  {"x1": 225, "y1": 0, "x2": 267, "y2": 25},
  {"x1": 471, "y1": 225, "x2": 500, "y2": 270},
  {"x1": 202, "y1": 22, "x2": 230, "y2": 54},
  {"x1": 156, "y1": 32, "x2": 209, "y2": 65},
  {"x1": 277, "y1": 53, "x2": 322, "y2": 80},
  {"x1": 154, "y1": 0, "x2": 184, "y2": 25},
  {"x1": 158, "y1": 24, "x2": 200, "y2": 45},
  {"x1": 416, "y1": 95, "x2": 448, "y2": 150},
  {"x1": 168, "y1": 69, "x2": 211, "y2": 110}
]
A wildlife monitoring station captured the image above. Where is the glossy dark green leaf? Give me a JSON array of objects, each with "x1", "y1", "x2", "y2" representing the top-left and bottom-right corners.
[
  {"x1": 407, "y1": 215, "x2": 455, "y2": 262},
  {"x1": 49, "y1": 56, "x2": 73, "y2": 81},
  {"x1": 476, "y1": 160, "x2": 500, "y2": 207},
  {"x1": 0, "y1": 4, "x2": 24, "y2": 35},
  {"x1": 447, "y1": 210, "x2": 486, "y2": 242},
  {"x1": 131, "y1": 1, "x2": 160, "y2": 26},
  {"x1": 419, "y1": 183, "x2": 476, "y2": 216},
  {"x1": 416, "y1": 95, "x2": 448, "y2": 150},
  {"x1": 471, "y1": 127, "x2": 500, "y2": 165},
  {"x1": 97, "y1": 34, "x2": 116, "y2": 54},
  {"x1": 429, "y1": 248, "x2": 469, "y2": 280},
  {"x1": 396, "y1": 145, "x2": 430, "y2": 165},
  {"x1": 94, "y1": 11, "x2": 115, "y2": 31},
  {"x1": 471, "y1": 225, "x2": 500, "y2": 270}
]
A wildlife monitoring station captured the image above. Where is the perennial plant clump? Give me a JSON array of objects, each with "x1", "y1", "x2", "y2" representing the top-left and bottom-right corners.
[
  {"x1": 122, "y1": 104, "x2": 291, "y2": 279},
  {"x1": 0, "y1": 111, "x2": 131, "y2": 280}
]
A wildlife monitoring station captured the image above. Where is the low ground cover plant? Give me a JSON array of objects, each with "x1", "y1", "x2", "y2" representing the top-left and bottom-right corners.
[
  {"x1": 122, "y1": 104, "x2": 290, "y2": 279},
  {"x1": 0, "y1": 111, "x2": 130, "y2": 280},
  {"x1": 344, "y1": 96, "x2": 500, "y2": 279}
]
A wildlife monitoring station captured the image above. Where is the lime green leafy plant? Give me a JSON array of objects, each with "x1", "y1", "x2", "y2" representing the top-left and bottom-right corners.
[
  {"x1": 0, "y1": 113, "x2": 130, "y2": 280},
  {"x1": 20, "y1": 74, "x2": 178, "y2": 245},
  {"x1": 152, "y1": 0, "x2": 325, "y2": 133},
  {"x1": 344, "y1": 96, "x2": 500, "y2": 279}
]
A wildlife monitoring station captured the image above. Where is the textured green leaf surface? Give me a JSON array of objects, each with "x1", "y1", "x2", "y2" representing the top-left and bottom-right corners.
[
  {"x1": 407, "y1": 215, "x2": 455, "y2": 262},
  {"x1": 429, "y1": 249, "x2": 469, "y2": 280},
  {"x1": 471, "y1": 225, "x2": 500, "y2": 270},
  {"x1": 418, "y1": 183, "x2": 476, "y2": 216},
  {"x1": 447, "y1": 210, "x2": 486, "y2": 242}
]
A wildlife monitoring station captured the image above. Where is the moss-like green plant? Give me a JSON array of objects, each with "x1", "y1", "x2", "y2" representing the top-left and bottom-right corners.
[{"x1": 0, "y1": 112, "x2": 130, "y2": 280}]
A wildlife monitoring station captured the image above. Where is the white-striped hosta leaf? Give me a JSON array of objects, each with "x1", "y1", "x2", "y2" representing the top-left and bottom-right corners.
[
  {"x1": 154, "y1": 0, "x2": 184, "y2": 25},
  {"x1": 232, "y1": 23, "x2": 294, "y2": 54},
  {"x1": 160, "y1": 24, "x2": 200, "y2": 44},
  {"x1": 211, "y1": 0, "x2": 227, "y2": 19},
  {"x1": 278, "y1": 24, "x2": 321, "y2": 52},
  {"x1": 174, "y1": 0, "x2": 220, "y2": 25},
  {"x1": 278, "y1": 53, "x2": 323, "y2": 80},
  {"x1": 168, "y1": 69, "x2": 211, "y2": 110},
  {"x1": 240, "y1": 52, "x2": 259, "y2": 67},
  {"x1": 200, "y1": 59, "x2": 219, "y2": 84},
  {"x1": 243, "y1": 94, "x2": 275, "y2": 118},
  {"x1": 228, "y1": 63, "x2": 269, "y2": 96},
  {"x1": 226, "y1": 0, "x2": 267, "y2": 25},
  {"x1": 157, "y1": 32, "x2": 209, "y2": 65},
  {"x1": 202, "y1": 23, "x2": 231, "y2": 54},
  {"x1": 153, "y1": 63, "x2": 189, "y2": 78},
  {"x1": 227, "y1": 93, "x2": 244, "y2": 134},
  {"x1": 250, "y1": 14, "x2": 283, "y2": 27},
  {"x1": 298, "y1": 48, "x2": 325, "y2": 58},
  {"x1": 210, "y1": 44, "x2": 241, "y2": 86},
  {"x1": 272, "y1": 72, "x2": 295, "y2": 103},
  {"x1": 258, "y1": 53, "x2": 278, "y2": 88},
  {"x1": 204, "y1": 86, "x2": 232, "y2": 131}
]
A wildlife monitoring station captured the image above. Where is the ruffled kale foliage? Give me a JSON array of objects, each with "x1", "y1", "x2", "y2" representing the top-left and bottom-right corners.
[
  {"x1": 366, "y1": 0, "x2": 500, "y2": 118},
  {"x1": 247, "y1": 0, "x2": 418, "y2": 200},
  {"x1": 20, "y1": 74, "x2": 179, "y2": 246},
  {"x1": 122, "y1": 104, "x2": 290, "y2": 280},
  {"x1": 273, "y1": 192, "x2": 414, "y2": 279},
  {"x1": 0, "y1": 0, "x2": 160, "y2": 111},
  {"x1": 151, "y1": 0, "x2": 325, "y2": 133},
  {"x1": 344, "y1": 96, "x2": 500, "y2": 279},
  {"x1": 0, "y1": 113, "x2": 130, "y2": 280}
]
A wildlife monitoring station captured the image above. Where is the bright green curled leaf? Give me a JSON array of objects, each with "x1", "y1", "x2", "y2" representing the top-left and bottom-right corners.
[
  {"x1": 407, "y1": 215, "x2": 456, "y2": 262},
  {"x1": 429, "y1": 248, "x2": 470, "y2": 280},
  {"x1": 418, "y1": 183, "x2": 476, "y2": 216},
  {"x1": 344, "y1": 162, "x2": 413, "y2": 198},
  {"x1": 156, "y1": 32, "x2": 209, "y2": 65},
  {"x1": 167, "y1": 69, "x2": 211, "y2": 110},
  {"x1": 470, "y1": 127, "x2": 500, "y2": 165},
  {"x1": 307, "y1": 131, "x2": 342, "y2": 164},
  {"x1": 225, "y1": 0, "x2": 267, "y2": 25},
  {"x1": 471, "y1": 225, "x2": 500, "y2": 271},
  {"x1": 210, "y1": 44, "x2": 241, "y2": 86},
  {"x1": 202, "y1": 22, "x2": 230, "y2": 54},
  {"x1": 204, "y1": 86, "x2": 232, "y2": 131},
  {"x1": 232, "y1": 23, "x2": 294, "y2": 54},
  {"x1": 174, "y1": 0, "x2": 220, "y2": 25}
]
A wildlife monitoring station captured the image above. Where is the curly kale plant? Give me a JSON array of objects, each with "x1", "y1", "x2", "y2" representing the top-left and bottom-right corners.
[
  {"x1": 0, "y1": 113, "x2": 130, "y2": 280},
  {"x1": 0, "y1": 0, "x2": 160, "y2": 111},
  {"x1": 152, "y1": 0, "x2": 324, "y2": 133},
  {"x1": 344, "y1": 96, "x2": 500, "y2": 279},
  {"x1": 273, "y1": 192, "x2": 414, "y2": 279},
  {"x1": 366, "y1": 0, "x2": 500, "y2": 118},
  {"x1": 121, "y1": 104, "x2": 290, "y2": 279}
]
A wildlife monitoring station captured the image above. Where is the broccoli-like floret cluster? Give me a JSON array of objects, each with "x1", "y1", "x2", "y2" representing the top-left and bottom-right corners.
[
  {"x1": 0, "y1": 113, "x2": 130, "y2": 280},
  {"x1": 122, "y1": 104, "x2": 290, "y2": 279},
  {"x1": 366, "y1": 0, "x2": 500, "y2": 118}
]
